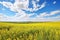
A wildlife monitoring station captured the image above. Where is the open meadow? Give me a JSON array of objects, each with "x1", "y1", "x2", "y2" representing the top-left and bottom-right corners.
[{"x1": 0, "y1": 22, "x2": 60, "y2": 40}]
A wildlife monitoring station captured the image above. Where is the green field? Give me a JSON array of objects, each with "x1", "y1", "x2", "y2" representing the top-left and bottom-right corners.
[{"x1": 0, "y1": 22, "x2": 60, "y2": 40}]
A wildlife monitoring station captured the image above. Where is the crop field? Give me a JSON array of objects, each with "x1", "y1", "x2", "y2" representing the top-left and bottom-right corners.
[{"x1": 0, "y1": 22, "x2": 60, "y2": 40}]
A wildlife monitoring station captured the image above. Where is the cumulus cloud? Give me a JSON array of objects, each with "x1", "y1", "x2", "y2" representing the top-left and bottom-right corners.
[
  {"x1": 0, "y1": 0, "x2": 46, "y2": 16},
  {"x1": 0, "y1": 0, "x2": 31, "y2": 21},
  {"x1": 31, "y1": 10, "x2": 60, "y2": 21},
  {"x1": 0, "y1": 0, "x2": 60, "y2": 22},
  {"x1": 0, "y1": 0, "x2": 46, "y2": 12},
  {"x1": 0, "y1": 10, "x2": 60, "y2": 22},
  {"x1": 0, "y1": 0, "x2": 29, "y2": 12},
  {"x1": 25, "y1": 1, "x2": 46, "y2": 12}
]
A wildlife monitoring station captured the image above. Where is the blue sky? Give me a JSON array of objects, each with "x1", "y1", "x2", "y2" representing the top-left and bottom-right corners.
[{"x1": 0, "y1": 0, "x2": 60, "y2": 21}]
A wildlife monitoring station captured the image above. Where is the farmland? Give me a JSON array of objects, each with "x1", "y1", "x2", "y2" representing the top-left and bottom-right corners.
[{"x1": 0, "y1": 22, "x2": 60, "y2": 40}]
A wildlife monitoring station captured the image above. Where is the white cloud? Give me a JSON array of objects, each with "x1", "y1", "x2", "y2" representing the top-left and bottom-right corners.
[
  {"x1": 39, "y1": 12, "x2": 48, "y2": 17},
  {"x1": 0, "y1": 0, "x2": 46, "y2": 12},
  {"x1": 0, "y1": 10, "x2": 60, "y2": 22},
  {"x1": 0, "y1": 0, "x2": 30, "y2": 21},
  {"x1": 0, "y1": 0, "x2": 46, "y2": 17},
  {"x1": 0, "y1": 0, "x2": 60, "y2": 22},
  {"x1": 38, "y1": 2, "x2": 46, "y2": 10},
  {"x1": 14, "y1": 0, "x2": 29, "y2": 9},
  {"x1": 50, "y1": 10, "x2": 60, "y2": 15},
  {"x1": 53, "y1": 1, "x2": 56, "y2": 4},
  {"x1": 26, "y1": 1, "x2": 46, "y2": 12},
  {"x1": 38, "y1": 10, "x2": 60, "y2": 17},
  {"x1": 34, "y1": 1, "x2": 46, "y2": 11},
  {"x1": 0, "y1": 0, "x2": 29, "y2": 12},
  {"x1": 36, "y1": 0, "x2": 40, "y2": 2},
  {"x1": 31, "y1": 10, "x2": 60, "y2": 21},
  {"x1": 0, "y1": 13, "x2": 8, "y2": 21}
]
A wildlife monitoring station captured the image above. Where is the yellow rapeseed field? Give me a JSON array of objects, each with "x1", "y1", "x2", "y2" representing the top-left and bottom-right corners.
[{"x1": 0, "y1": 22, "x2": 60, "y2": 40}]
